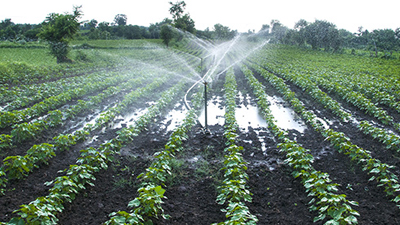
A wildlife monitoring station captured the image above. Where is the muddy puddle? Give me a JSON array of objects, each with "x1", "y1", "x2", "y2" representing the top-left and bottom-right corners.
[
  {"x1": 197, "y1": 93, "x2": 307, "y2": 133},
  {"x1": 265, "y1": 95, "x2": 307, "y2": 132}
]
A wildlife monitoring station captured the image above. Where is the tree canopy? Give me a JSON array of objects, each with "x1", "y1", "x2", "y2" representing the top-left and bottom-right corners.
[
  {"x1": 113, "y1": 14, "x2": 127, "y2": 26},
  {"x1": 168, "y1": 1, "x2": 195, "y2": 34},
  {"x1": 38, "y1": 6, "x2": 83, "y2": 63}
]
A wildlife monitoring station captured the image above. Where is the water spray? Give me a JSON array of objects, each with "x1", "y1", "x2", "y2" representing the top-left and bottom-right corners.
[
  {"x1": 184, "y1": 54, "x2": 214, "y2": 135},
  {"x1": 183, "y1": 31, "x2": 269, "y2": 136}
]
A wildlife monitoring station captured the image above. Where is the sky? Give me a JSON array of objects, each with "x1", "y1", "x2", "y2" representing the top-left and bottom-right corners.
[{"x1": 1, "y1": 0, "x2": 399, "y2": 33}]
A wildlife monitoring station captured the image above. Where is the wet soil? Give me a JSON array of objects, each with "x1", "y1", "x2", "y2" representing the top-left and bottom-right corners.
[
  {"x1": 1, "y1": 64, "x2": 400, "y2": 224},
  {"x1": 244, "y1": 64, "x2": 400, "y2": 224}
]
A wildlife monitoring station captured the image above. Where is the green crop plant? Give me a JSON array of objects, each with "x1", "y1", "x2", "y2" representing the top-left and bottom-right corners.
[
  {"x1": 242, "y1": 64, "x2": 359, "y2": 224},
  {"x1": 106, "y1": 81, "x2": 202, "y2": 224},
  {"x1": 246, "y1": 60, "x2": 400, "y2": 211},
  {"x1": 0, "y1": 134, "x2": 12, "y2": 151},
  {"x1": 213, "y1": 67, "x2": 258, "y2": 225}
]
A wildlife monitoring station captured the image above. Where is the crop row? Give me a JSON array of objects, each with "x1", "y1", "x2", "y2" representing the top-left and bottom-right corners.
[
  {"x1": 246, "y1": 62, "x2": 400, "y2": 210},
  {"x1": 0, "y1": 75, "x2": 170, "y2": 194},
  {"x1": 0, "y1": 45, "x2": 176, "y2": 88},
  {"x1": 257, "y1": 45, "x2": 400, "y2": 100},
  {"x1": 241, "y1": 64, "x2": 359, "y2": 224},
  {"x1": 0, "y1": 46, "x2": 193, "y2": 110},
  {"x1": 211, "y1": 68, "x2": 258, "y2": 224},
  {"x1": 1, "y1": 49, "x2": 200, "y2": 145},
  {"x1": 251, "y1": 47, "x2": 400, "y2": 128},
  {"x1": 1, "y1": 76, "x2": 146, "y2": 149},
  {"x1": 340, "y1": 82, "x2": 400, "y2": 115},
  {"x1": 106, "y1": 86, "x2": 202, "y2": 224},
  {"x1": 0, "y1": 70, "x2": 136, "y2": 128},
  {"x1": 1, "y1": 79, "x2": 188, "y2": 224},
  {"x1": 249, "y1": 57, "x2": 400, "y2": 156},
  {"x1": 1, "y1": 67, "x2": 115, "y2": 110}
]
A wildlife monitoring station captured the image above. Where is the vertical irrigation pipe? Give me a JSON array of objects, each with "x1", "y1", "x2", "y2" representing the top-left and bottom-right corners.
[
  {"x1": 203, "y1": 81, "x2": 210, "y2": 134},
  {"x1": 184, "y1": 55, "x2": 214, "y2": 134}
]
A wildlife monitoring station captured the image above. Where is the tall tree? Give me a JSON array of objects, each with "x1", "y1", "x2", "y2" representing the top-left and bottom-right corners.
[
  {"x1": 160, "y1": 25, "x2": 175, "y2": 47},
  {"x1": 304, "y1": 20, "x2": 341, "y2": 51},
  {"x1": 38, "y1": 6, "x2": 83, "y2": 63},
  {"x1": 371, "y1": 29, "x2": 399, "y2": 56},
  {"x1": 169, "y1": 1, "x2": 186, "y2": 20},
  {"x1": 213, "y1": 23, "x2": 236, "y2": 40},
  {"x1": 83, "y1": 19, "x2": 98, "y2": 30},
  {"x1": 292, "y1": 19, "x2": 308, "y2": 46},
  {"x1": 113, "y1": 14, "x2": 127, "y2": 26},
  {"x1": 268, "y1": 19, "x2": 287, "y2": 43},
  {"x1": 0, "y1": 19, "x2": 14, "y2": 30},
  {"x1": 168, "y1": 1, "x2": 195, "y2": 34}
]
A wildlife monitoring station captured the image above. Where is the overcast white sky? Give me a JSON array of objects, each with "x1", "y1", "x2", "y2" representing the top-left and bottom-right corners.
[{"x1": 1, "y1": 0, "x2": 399, "y2": 33}]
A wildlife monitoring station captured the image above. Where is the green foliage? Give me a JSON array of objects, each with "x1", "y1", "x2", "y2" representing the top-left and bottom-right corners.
[
  {"x1": 0, "y1": 134, "x2": 13, "y2": 150},
  {"x1": 213, "y1": 68, "x2": 258, "y2": 225},
  {"x1": 241, "y1": 64, "x2": 359, "y2": 224},
  {"x1": 3, "y1": 155, "x2": 33, "y2": 179},
  {"x1": 160, "y1": 25, "x2": 175, "y2": 48},
  {"x1": 38, "y1": 6, "x2": 83, "y2": 63},
  {"x1": 246, "y1": 45, "x2": 400, "y2": 212},
  {"x1": 213, "y1": 24, "x2": 237, "y2": 40},
  {"x1": 107, "y1": 80, "x2": 200, "y2": 224},
  {"x1": 53, "y1": 134, "x2": 77, "y2": 151},
  {"x1": 113, "y1": 14, "x2": 127, "y2": 26}
]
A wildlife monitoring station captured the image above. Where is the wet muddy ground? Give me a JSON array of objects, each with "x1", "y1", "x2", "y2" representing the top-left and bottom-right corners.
[{"x1": 1, "y1": 65, "x2": 400, "y2": 224}]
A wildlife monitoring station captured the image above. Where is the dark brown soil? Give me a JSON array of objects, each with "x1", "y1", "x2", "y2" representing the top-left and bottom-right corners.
[{"x1": 1, "y1": 64, "x2": 400, "y2": 225}]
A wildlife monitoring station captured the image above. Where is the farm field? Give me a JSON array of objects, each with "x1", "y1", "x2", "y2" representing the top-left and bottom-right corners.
[{"x1": 1, "y1": 37, "x2": 400, "y2": 225}]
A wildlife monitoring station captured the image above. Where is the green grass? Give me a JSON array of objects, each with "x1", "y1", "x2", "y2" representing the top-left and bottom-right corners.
[
  {"x1": 0, "y1": 47, "x2": 57, "y2": 66},
  {"x1": 0, "y1": 39, "x2": 167, "y2": 67}
]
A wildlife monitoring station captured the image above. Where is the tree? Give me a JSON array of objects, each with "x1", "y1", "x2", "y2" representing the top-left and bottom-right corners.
[
  {"x1": 395, "y1": 27, "x2": 400, "y2": 40},
  {"x1": 260, "y1": 24, "x2": 270, "y2": 33},
  {"x1": 98, "y1": 22, "x2": 111, "y2": 32},
  {"x1": 268, "y1": 20, "x2": 287, "y2": 43},
  {"x1": 270, "y1": 19, "x2": 282, "y2": 33},
  {"x1": 160, "y1": 25, "x2": 175, "y2": 47},
  {"x1": 175, "y1": 14, "x2": 195, "y2": 34},
  {"x1": 113, "y1": 14, "x2": 127, "y2": 26},
  {"x1": 294, "y1": 19, "x2": 308, "y2": 30},
  {"x1": 168, "y1": 1, "x2": 195, "y2": 34},
  {"x1": 83, "y1": 19, "x2": 98, "y2": 30},
  {"x1": 213, "y1": 23, "x2": 236, "y2": 40},
  {"x1": 0, "y1": 19, "x2": 16, "y2": 40},
  {"x1": 169, "y1": 1, "x2": 186, "y2": 20},
  {"x1": 38, "y1": 6, "x2": 83, "y2": 63},
  {"x1": 125, "y1": 25, "x2": 142, "y2": 39},
  {"x1": 292, "y1": 19, "x2": 308, "y2": 46},
  {"x1": 0, "y1": 19, "x2": 14, "y2": 30},
  {"x1": 304, "y1": 20, "x2": 341, "y2": 51},
  {"x1": 196, "y1": 27, "x2": 212, "y2": 39},
  {"x1": 371, "y1": 29, "x2": 399, "y2": 57}
]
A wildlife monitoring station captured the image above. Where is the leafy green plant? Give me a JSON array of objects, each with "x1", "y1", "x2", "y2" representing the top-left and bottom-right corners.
[
  {"x1": 53, "y1": 134, "x2": 77, "y2": 151},
  {"x1": 213, "y1": 68, "x2": 258, "y2": 225},
  {"x1": 242, "y1": 64, "x2": 359, "y2": 224},
  {"x1": 3, "y1": 155, "x2": 34, "y2": 179},
  {"x1": 0, "y1": 134, "x2": 12, "y2": 150},
  {"x1": 106, "y1": 81, "x2": 201, "y2": 224}
]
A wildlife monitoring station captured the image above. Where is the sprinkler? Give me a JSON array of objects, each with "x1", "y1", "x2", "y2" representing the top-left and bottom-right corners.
[{"x1": 203, "y1": 80, "x2": 211, "y2": 135}]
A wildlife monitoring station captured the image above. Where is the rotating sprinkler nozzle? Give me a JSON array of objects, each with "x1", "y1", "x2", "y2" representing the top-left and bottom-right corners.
[{"x1": 203, "y1": 81, "x2": 211, "y2": 135}]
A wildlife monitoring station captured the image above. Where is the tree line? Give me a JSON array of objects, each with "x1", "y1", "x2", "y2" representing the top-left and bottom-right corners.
[
  {"x1": 1, "y1": 1, "x2": 399, "y2": 63},
  {"x1": 257, "y1": 19, "x2": 400, "y2": 57}
]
